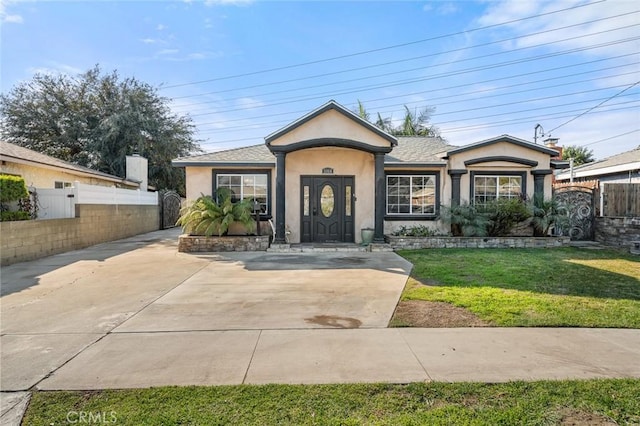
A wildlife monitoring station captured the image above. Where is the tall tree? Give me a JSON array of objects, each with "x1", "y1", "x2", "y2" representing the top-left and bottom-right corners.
[
  {"x1": 352, "y1": 101, "x2": 442, "y2": 138},
  {"x1": 0, "y1": 65, "x2": 201, "y2": 194},
  {"x1": 392, "y1": 105, "x2": 439, "y2": 137},
  {"x1": 562, "y1": 145, "x2": 595, "y2": 166}
]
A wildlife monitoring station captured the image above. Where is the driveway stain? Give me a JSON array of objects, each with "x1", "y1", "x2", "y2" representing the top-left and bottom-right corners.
[{"x1": 305, "y1": 315, "x2": 363, "y2": 328}]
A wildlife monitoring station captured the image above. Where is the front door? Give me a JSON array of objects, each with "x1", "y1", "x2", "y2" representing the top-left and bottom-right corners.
[{"x1": 301, "y1": 176, "x2": 354, "y2": 243}]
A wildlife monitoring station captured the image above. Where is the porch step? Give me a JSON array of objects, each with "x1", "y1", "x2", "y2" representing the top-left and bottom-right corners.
[{"x1": 267, "y1": 243, "x2": 389, "y2": 253}]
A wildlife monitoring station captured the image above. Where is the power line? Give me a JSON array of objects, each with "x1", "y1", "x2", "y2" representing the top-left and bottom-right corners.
[
  {"x1": 171, "y1": 11, "x2": 639, "y2": 103},
  {"x1": 159, "y1": 0, "x2": 606, "y2": 89},
  {"x1": 582, "y1": 129, "x2": 640, "y2": 146},
  {"x1": 186, "y1": 55, "x2": 638, "y2": 128},
  {"x1": 186, "y1": 38, "x2": 640, "y2": 118},
  {"x1": 548, "y1": 80, "x2": 640, "y2": 133},
  {"x1": 194, "y1": 101, "x2": 640, "y2": 146},
  {"x1": 192, "y1": 79, "x2": 639, "y2": 136}
]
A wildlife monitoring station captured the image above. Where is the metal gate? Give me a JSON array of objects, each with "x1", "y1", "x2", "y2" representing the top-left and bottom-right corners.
[
  {"x1": 553, "y1": 186, "x2": 596, "y2": 241},
  {"x1": 159, "y1": 190, "x2": 182, "y2": 229}
]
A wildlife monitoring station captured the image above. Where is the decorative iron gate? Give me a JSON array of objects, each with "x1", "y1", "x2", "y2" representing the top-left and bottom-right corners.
[
  {"x1": 553, "y1": 186, "x2": 596, "y2": 241},
  {"x1": 159, "y1": 190, "x2": 182, "y2": 229}
]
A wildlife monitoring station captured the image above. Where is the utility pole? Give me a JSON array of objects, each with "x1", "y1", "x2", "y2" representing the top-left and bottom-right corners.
[{"x1": 569, "y1": 158, "x2": 574, "y2": 183}]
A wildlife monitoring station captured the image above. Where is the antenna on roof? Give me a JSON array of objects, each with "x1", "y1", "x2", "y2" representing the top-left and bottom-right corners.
[{"x1": 534, "y1": 124, "x2": 545, "y2": 144}]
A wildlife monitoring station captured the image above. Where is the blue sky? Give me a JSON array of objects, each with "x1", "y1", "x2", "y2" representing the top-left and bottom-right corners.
[{"x1": 1, "y1": 0, "x2": 639, "y2": 160}]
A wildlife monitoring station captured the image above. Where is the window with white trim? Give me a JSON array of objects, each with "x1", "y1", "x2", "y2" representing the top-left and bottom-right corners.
[
  {"x1": 54, "y1": 181, "x2": 72, "y2": 189},
  {"x1": 473, "y1": 175, "x2": 522, "y2": 204},
  {"x1": 386, "y1": 175, "x2": 436, "y2": 215},
  {"x1": 216, "y1": 174, "x2": 269, "y2": 214}
]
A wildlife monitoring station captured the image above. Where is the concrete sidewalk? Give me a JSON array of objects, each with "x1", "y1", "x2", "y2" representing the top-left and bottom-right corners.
[
  {"x1": 35, "y1": 327, "x2": 640, "y2": 390},
  {"x1": 1, "y1": 228, "x2": 639, "y2": 424}
]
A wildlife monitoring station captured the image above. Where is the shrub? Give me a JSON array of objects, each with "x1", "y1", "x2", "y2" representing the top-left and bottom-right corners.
[
  {"x1": 176, "y1": 188, "x2": 256, "y2": 237},
  {"x1": 529, "y1": 194, "x2": 568, "y2": 236},
  {"x1": 480, "y1": 198, "x2": 532, "y2": 237},
  {"x1": 0, "y1": 174, "x2": 33, "y2": 221},
  {"x1": 439, "y1": 203, "x2": 490, "y2": 237},
  {"x1": 0, "y1": 175, "x2": 28, "y2": 203},
  {"x1": 392, "y1": 225, "x2": 443, "y2": 237},
  {"x1": 0, "y1": 211, "x2": 30, "y2": 221}
]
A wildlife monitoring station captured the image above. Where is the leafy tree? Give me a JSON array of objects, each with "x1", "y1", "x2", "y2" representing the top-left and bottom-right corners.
[
  {"x1": 562, "y1": 145, "x2": 595, "y2": 166},
  {"x1": 0, "y1": 65, "x2": 201, "y2": 194}
]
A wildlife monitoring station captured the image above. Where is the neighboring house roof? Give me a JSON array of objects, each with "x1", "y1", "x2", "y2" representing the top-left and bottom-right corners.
[
  {"x1": 172, "y1": 137, "x2": 457, "y2": 167},
  {"x1": 264, "y1": 100, "x2": 398, "y2": 146},
  {"x1": 555, "y1": 146, "x2": 640, "y2": 181},
  {"x1": 445, "y1": 134, "x2": 559, "y2": 157},
  {"x1": 0, "y1": 141, "x2": 138, "y2": 186}
]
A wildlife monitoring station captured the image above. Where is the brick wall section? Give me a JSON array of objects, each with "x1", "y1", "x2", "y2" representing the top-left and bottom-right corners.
[
  {"x1": 385, "y1": 235, "x2": 571, "y2": 250},
  {"x1": 178, "y1": 234, "x2": 269, "y2": 252},
  {"x1": 0, "y1": 204, "x2": 159, "y2": 265},
  {"x1": 595, "y1": 217, "x2": 640, "y2": 248}
]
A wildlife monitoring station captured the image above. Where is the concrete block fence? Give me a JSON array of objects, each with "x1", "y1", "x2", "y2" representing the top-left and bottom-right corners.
[{"x1": 0, "y1": 204, "x2": 159, "y2": 265}]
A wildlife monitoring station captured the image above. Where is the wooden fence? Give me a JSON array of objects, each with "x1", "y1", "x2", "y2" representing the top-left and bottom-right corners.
[{"x1": 602, "y1": 183, "x2": 640, "y2": 217}]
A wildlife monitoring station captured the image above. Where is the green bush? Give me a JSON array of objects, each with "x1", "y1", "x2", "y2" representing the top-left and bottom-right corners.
[
  {"x1": 441, "y1": 198, "x2": 532, "y2": 237},
  {"x1": 439, "y1": 203, "x2": 490, "y2": 237},
  {"x1": 1, "y1": 211, "x2": 31, "y2": 221},
  {"x1": 392, "y1": 225, "x2": 443, "y2": 237},
  {"x1": 480, "y1": 198, "x2": 532, "y2": 237},
  {"x1": 0, "y1": 174, "x2": 28, "y2": 203}
]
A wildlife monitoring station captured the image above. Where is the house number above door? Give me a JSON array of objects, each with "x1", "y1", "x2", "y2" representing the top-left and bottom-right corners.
[{"x1": 320, "y1": 185, "x2": 335, "y2": 217}]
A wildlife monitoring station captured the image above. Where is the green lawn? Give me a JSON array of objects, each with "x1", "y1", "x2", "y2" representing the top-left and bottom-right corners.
[
  {"x1": 22, "y1": 380, "x2": 640, "y2": 425},
  {"x1": 397, "y1": 247, "x2": 640, "y2": 328}
]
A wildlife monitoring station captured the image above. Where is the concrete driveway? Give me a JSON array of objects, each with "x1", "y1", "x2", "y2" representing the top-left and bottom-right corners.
[{"x1": 0, "y1": 229, "x2": 411, "y2": 391}]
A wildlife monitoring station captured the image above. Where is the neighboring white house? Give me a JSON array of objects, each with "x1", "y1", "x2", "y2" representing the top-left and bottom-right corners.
[
  {"x1": 0, "y1": 141, "x2": 141, "y2": 188},
  {"x1": 555, "y1": 146, "x2": 640, "y2": 184}
]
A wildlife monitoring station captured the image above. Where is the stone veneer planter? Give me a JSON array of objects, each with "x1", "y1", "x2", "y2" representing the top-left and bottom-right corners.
[
  {"x1": 178, "y1": 234, "x2": 270, "y2": 252},
  {"x1": 385, "y1": 235, "x2": 571, "y2": 250}
]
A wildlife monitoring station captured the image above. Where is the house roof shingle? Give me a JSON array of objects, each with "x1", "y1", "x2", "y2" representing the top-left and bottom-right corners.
[
  {"x1": 0, "y1": 141, "x2": 136, "y2": 184},
  {"x1": 172, "y1": 137, "x2": 458, "y2": 166}
]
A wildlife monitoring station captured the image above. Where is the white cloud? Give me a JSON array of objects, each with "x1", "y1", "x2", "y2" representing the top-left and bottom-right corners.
[
  {"x1": 1, "y1": 0, "x2": 23, "y2": 24},
  {"x1": 140, "y1": 38, "x2": 158, "y2": 44},
  {"x1": 204, "y1": 0, "x2": 253, "y2": 6},
  {"x1": 27, "y1": 62, "x2": 83, "y2": 76},
  {"x1": 157, "y1": 24, "x2": 167, "y2": 31},
  {"x1": 236, "y1": 97, "x2": 265, "y2": 110},
  {"x1": 157, "y1": 49, "x2": 180, "y2": 55},
  {"x1": 476, "y1": 0, "x2": 639, "y2": 57},
  {"x1": 438, "y1": 3, "x2": 459, "y2": 16}
]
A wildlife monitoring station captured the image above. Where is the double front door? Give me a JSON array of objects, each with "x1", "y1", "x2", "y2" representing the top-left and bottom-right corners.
[{"x1": 301, "y1": 176, "x2": 354, "y2": 243}]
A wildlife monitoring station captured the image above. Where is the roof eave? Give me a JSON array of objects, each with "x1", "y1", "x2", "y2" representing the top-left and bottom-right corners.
[
  {"x1": 265, "y1": 100, "x2": 398, "y2": 146},
  {"x1": 446, "y1": 134, "x2": 559, "y2": 157}
]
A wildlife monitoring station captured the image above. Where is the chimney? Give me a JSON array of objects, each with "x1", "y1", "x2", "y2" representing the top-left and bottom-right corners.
[
  {"x1": 544, "y1": 138, "x2": 562, "y2": 160},
  {"x1": 126, "y1": 154, "x2": 148, "y2": 191}
]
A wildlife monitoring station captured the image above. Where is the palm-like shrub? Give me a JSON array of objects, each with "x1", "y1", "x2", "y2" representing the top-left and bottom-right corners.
[
  {"x1": 530, "y1": 194, "x2": 568, "y2": 236},
  {"x1": 440, "y1": 203, "x2": 490, "y2": 237},
  {"x1": 480, "y1": 198, "x2": 532, "y2": 237},
  {"x1": 176, "y1": 188, "x2": 256, "y2": 236}
]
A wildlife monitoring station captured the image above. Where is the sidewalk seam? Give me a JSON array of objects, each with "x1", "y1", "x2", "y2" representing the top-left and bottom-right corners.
[
  {"x1": 398, "y1": 329, "x2": 433, "y2": 382},
  {"x1": 242, "y1": 330, "x2": 262, "y2": 384}
]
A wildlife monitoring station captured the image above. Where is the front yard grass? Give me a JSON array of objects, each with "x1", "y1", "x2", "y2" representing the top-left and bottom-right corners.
[
  {"x1": 397, "y1": 247, "x2": 640, "y2": 328},
  {"x1": 23, "y1": 379, "x2": 640, "y2": 425}
]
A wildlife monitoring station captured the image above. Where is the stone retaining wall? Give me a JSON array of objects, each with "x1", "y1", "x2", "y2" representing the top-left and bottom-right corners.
[
  {"x1": 178, "y1": 234, "x2": 270, "y2": 252},
  {"x1": 0, "y1": 204, "x2": 159, "y2": 265},
  {"x1": 595, "y1": 216, "x2": 640, "y2": 248},
  {"x1": 385, "y1": 235, "x2": 571, "y2": 250}
]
